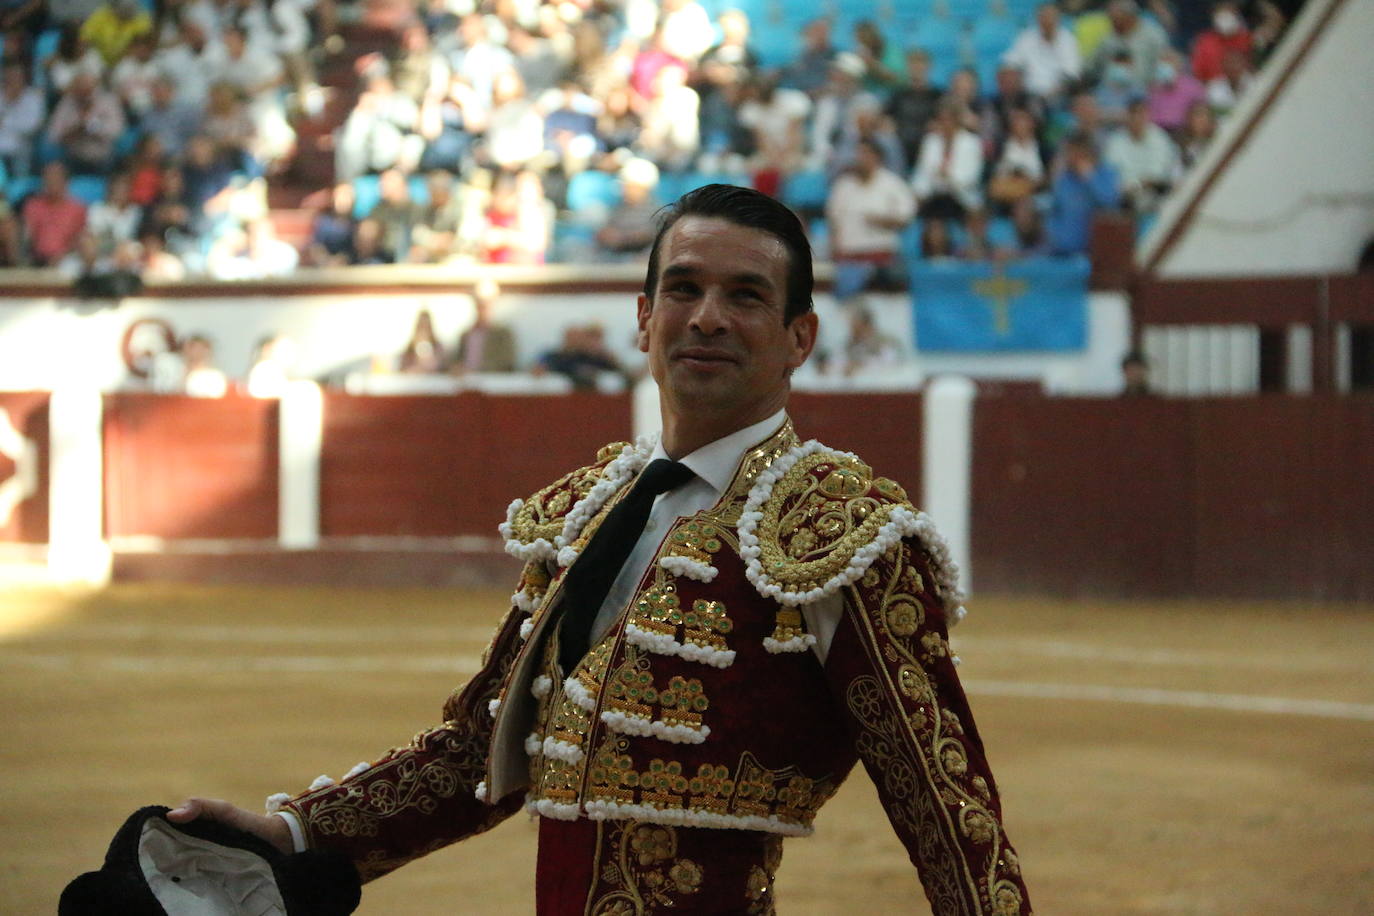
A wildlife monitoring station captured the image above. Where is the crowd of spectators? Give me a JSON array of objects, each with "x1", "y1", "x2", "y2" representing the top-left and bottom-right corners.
[{"x1": 0, "y1": 0, "x2": 1292, "y2": 291}]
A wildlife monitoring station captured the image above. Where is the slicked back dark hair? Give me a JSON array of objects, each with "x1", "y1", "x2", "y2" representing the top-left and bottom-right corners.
[{"x1": 643, "y1": 184, "x2": 814, "y2": 325}]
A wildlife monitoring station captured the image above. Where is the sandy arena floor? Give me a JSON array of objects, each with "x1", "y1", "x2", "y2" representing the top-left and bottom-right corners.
[{"x1": 3, "y1": 583, "x2": 1372, "y2": 914}]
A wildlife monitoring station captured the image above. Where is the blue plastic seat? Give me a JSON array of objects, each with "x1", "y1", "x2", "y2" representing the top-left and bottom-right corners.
[
  {"x1": 68, "y1": 174, "x2": 109, "y2": 205},
  {"x1": 565, "y1": 169, "x2": 623, "y2": 214},
  {"x1": 351, "y1": 174, "x2": 381, "y2": 219},
  {"x1": 970, "y1": 13, "x2": 1019, "y2": 60},
  {"x1": 780, "y1": 169, "x2": 830, "y2": 213}
]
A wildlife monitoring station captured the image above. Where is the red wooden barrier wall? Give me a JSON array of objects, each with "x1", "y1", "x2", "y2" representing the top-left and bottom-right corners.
[
  {"x1": 319, "y1": 393, "x2": 634, "y2": 538},
  {"x1": 0, "y1": 391, "x2": 49, "y2": 544},
  {"x1": 972, "y1": 394, "x2": 1374, "y2": 600},
  {"x1": 791, "y1": 392, "x2": 923, "y2": 499},
  {"x1": 103, "y1": 393, "x2": 280, "y2": 539}
]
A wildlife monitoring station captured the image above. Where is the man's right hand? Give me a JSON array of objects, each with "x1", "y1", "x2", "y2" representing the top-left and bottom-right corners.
[{"x1": 167, "y1": 797, "x2": 294, "y2": 855}]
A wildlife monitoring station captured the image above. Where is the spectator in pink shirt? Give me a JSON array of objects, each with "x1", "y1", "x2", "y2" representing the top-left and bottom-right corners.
[
  {"x1": 1147, "y1": 49, "x2": 1206, "y2": 135},
  {"x1": 22, "y1": 162, "x2": 88, "y2": 266}
]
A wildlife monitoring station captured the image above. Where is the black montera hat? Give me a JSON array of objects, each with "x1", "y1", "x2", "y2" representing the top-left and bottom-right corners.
[{"x1": 60, "y1": 805, "x2": 361, "y2": 916}]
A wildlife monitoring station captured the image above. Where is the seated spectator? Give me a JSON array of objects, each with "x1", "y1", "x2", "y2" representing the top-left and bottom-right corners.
[
  {"x1": 0, "y1": 60, "x2": 43, "y2": 179},
  {"x1": 79, "y1": 0, "x2": 151, "y2": 67},
  {"x1": 919, "y1": 218, "x2": 956, "y2": 260},
  {"x1": 151, "y1": 21, "x2": 214, "y2": 108},
  {"x1": 137, "y1": 163, "x2": 197, "y2": 257},
  {"x1": 1094, "y1": 49, "x2": 1138, "y2": 128},
  {"x1": 826, "y1": 137, "x2": 915, "y2": 300},
  {"x1": 539, "y1": 80, "x2": 601, "y2": 178},
  {"x1": 85, "y1": 170, "x2": 141, "y2": 254},
  {"x1": 138, "y1": 229, "x2": 185, "y2": 281},
  {"x1": 1089, "y1": 0, "x2": 1169, "y2": 92},
  {"x1": 595, "y1": 82, "x2": 642, "y2": 158},
  {"x1": 636, "y1": 62, "x2": 699, "y2": 172},
  {"x1": 388, "y1": 20, "x2": 447, "y2": 105},
  {"x1": 1177, "y1": 100, "x2": 1217, "y2": 169},
  {"x1": 448, "y1": 11, "x2": 514, "y2": 109},
  {"x1": 108, "y1": 31, "x2": 159, "y2": 116},
  {"x1": 246, "y1": 334, "x2": 296, "y2": 398},
  {"x1": 842, "y1": 304, "x2": 903, "y2": 376},
  {"x1": 999, "y1": 197, "x2": 1049, "y2": 258},
  {"x1": 398, "y1": 309, "x2": 446, "y2": 374},
  {"x1": 957, "y1": 209, "x2": 996, "y2": 261},
  {"x1": 737, "y1": 74, "x2": 810, "y2": 190},
  {"x1": 986, "y1": 63, "x2": 1046, "y2": 153},
  {"x1": 139, "y1": 75, "x2": 203, "y2": 159},
  {"x1": 45, "y1": 70, "x2": 126, "y2": 173},
  {"x1": 206, "y1": 23, "x2": 293, "y2": 170},
  {"x1": 1002, "y1": 2, "x2": 1082, "y2": 102},
  {"x1": 1050, "y1": 90, "x2": 1109, "y2": 154},
  {"x1": 536, "y1": 323, "x2": 626, "y2": 391},
  {"x1": 828, "y1": 95, "x2": 904, "y2": 181},
  {"x1": 369, "y1": 167, "x2": 424, "y2": 260},
  {"x1": 1120, "y1": 349, "x2": 1153, "y2": 396},
  {"x1": 45, "y1": 26, "x2": 105, "y2": 95},
  {"x1": 508, "y1": 23, "x2": 564, "y2": 99},
  {"x1": 1046, "y1": 131, "x2": 1121, "y2": 255},
  {"x1": 886, "y1": 49, "x2": 942, "y2": 173},
  {"x1": 205, "y1": 216, "x2": 298, "y2": 279},
  {"x1": 595, "y1": 157, "x2": 660, "y2": 260},
  {"x1": 304, "y1": 181, "x2": 356, "y2": 266},
  {"x1": 988, "y1": 107, "x2": 1046, "y2": 212},
  {"x1": 182, "y1": 333, "x2": 228, "y2": 397},
  {"x1": 851, "y1": 19, "x2": 904, "y2": 93},
  {"x1": 201, "y1": 81, "x2": 259, "y2": 174},
  {"x1": 1104, "y1": 97, "x2": 1180, "y2": 214},
  {"x1": 0, "y1": 0, "x2": 44, "y2": 34},
  {"x1": 1206, "y1": 47, "x2": 1255, "y2": 116},
  {"x1": 660, "y1": 0, "x2": 715, "y2": 65},
  {"x1": 417, "y1": 72, "x2": 479, "y2": 173},
  {"x1": 452, "y1": 277, "x2": 517, "y2": 374},
  {"x1": 694, "y1": 8, "x2": 758, "y2": 169},
  {"x1": 1147, "y1": 48, "x2": 1206, "y2": 135},
  {"x1": 335, "y1": 68, "x2": 423, "y2": 182},
  {"x1": 63, "y1": 232, "x2": 143, "y2": 297},
  {"x1": 480, "y1": 168, "x2": 550, "y2": 265},
  {"x1": 22, "y1": 161, "x2": 87, "y2": 266},
  {"x1": 0, "y1": 194, "x2": 21, "y2": 266},
  {"x1": 1192, "y1": 1, "x2": 1251, "y2": 83},
  {"x1": 807, "y1": 53, "x2": 878, "y2": 173},
  {"x1": 478, "y1": 68, "x2": 546, "y2": 172},
  {"x1": 349, "y1": 217, "x2": 393, "y2": 264},
  {"x1": 778, "y1": 17, "x2": 836, "y2": 97},
  {"x1": 125, "y1": 133, "x2": 166, "y2": 206},
  {"x1": 180, "y1": 135, "x2": 234, "y2": 216},
  {"x1": 408, "y1": 170, "x2": 467, "y2": 264},
  {"x1": 945, "y1": 68, "x2": 991, "y2": 138},
  {"x1": 911, "y1": 97, "x2": 984, "y2": 222}
]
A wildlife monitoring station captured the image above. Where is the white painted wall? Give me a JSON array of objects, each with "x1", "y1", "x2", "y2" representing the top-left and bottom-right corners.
[{"x1": 0, "y1": 288, "x2": 1131, "y2": 395}]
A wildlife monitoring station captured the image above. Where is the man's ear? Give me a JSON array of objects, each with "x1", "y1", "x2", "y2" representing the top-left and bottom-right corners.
[
  {"x1": 635, "y1": 293, "x2": 652, "y2": 353},
  {"x1": 786, "y1": 311, "x2": 819, "y2": 370}
]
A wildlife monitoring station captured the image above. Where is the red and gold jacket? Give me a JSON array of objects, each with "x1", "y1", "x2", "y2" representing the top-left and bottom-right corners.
[{"x1": 280, "y1": 421, "x2": 1030, "y2": 915}]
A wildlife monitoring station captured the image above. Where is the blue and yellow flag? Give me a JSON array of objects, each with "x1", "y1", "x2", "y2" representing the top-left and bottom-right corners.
[{"x1": 911, "y1": 256, "x2": 1090, "y2": 352}]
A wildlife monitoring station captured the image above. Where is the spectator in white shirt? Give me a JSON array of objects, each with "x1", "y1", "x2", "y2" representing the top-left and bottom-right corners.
[
  {"x1": 826, "y1": 137, "x2": 916, "y2": 299},
  {"x1": 910, "y1": 97, "x2": 984, "y2": 221},
  {"x1": 0, "y1": 61, "x2": 45, "y2": 179},
  {"x1": 86, "y1": 171, "x2": 142, "y2": 254},
  {"x1": 1002, "y1": 2, "x2": 1082, "y2": 101},
  {"x1": 1104, "y1": 97, "x2": 1180, "y2": 213},
  {"x1": 109, "y1": 32, "x2": 160, "y2": 116}
]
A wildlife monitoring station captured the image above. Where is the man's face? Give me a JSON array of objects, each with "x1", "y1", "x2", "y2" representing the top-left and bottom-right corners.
[{"x1": 637, "y1": 216, "x2": 816, "y2": 431}]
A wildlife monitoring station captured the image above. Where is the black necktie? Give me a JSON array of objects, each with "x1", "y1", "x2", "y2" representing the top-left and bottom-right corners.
[{"x1": 558, "y1": 458, "x2": 695, "y2": 672}]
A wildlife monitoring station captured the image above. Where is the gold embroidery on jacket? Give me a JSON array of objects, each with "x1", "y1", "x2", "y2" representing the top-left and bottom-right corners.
[
  {"x1": 844, "y1": 541, "x2": 1026, "y2": 914},
  {"x1": 584, "y1": 820, "x2": 703, "y2": 916}
]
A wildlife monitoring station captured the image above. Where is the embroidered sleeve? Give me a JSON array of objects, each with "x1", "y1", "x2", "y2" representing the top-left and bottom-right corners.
[
  {"x1": 276, "y1": 600, "x2": 530, "y2": 882},
  {"x1": 824, "y1": 537, "x2": 1031, "y2": 916}
]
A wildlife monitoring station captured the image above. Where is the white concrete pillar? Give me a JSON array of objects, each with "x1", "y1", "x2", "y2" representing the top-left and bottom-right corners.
[
  {"x1": 922, "y1": 375, "x2": 976, "y2": 595},
  {"x1": 278, "y1": 380, "x2": 323, "y2": 549},
  {"x1": 632, "y1": 376, "x2": 662, "y2": 443},
  {"x1": 47, "y1": 388, "x2": 110, "y2": 585}
]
